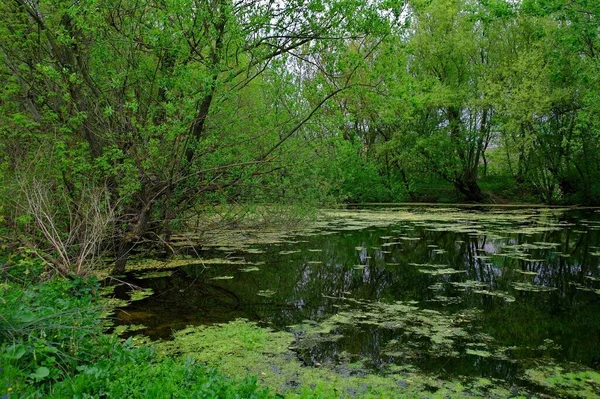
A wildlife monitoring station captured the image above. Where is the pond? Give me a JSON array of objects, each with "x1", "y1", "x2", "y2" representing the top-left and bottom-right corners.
[{"x1": 112, "y1": 205, "x2": 600, "y2": 397}]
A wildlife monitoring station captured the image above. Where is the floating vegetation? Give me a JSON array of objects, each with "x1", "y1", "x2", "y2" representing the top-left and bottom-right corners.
[
  {"x1": 408, "y1": 263, "x2": 448, "y2": 268},
  {"x1": 513, "y1": 282, "x2": 557, "y2": 292},
  {"x1": 114, "y1": 324, "x2": 147, "y2": 335},
  {"x1": 451, "y1": 281, "x2": 488, "y2": 289},
  {"x1": 135, "y1": 270, "x2": 174, "y2": 279},
  {"x1": 279, "y1": 250, "x2": 301, "y2": 255},
  {"x1": 428, "y1": 283, "x2": 445, "y2": 290},
  {"x1": 533, "y1": 242, "x2": 560, "y2": 248},
  {"x1": 515, "y1": 270, "x2": 538, "y2": 276},
  {"x1": 210, "y1": 275, "x2": 234, "y2": 280},
  {"x1": 239, "y1": 266, "x2": 260, "y2": 272},
  {"x1": 466, "y1": 349, "x2": 492, "y2": 358},
  {"x1": 573, "y1": 285, "x2": 600, "y2": 295},
  {"x1": 126, "y1": 257, "x2": 247, "y2": 272},
  {"x1": 289, "y1": 299, "x2": 493, "y2": 364},
  {"x1": 129, "y1": 288, "x2": 154, "y2": 301},
  {"x1": 523, "y1": 259, "x2": 544, "y2": 263},
  {"x1": 472, "y1": 290, "x2": 516, "y2": 303},
  {"x1": 524, "y1": 363, "x2": 600, "y2": 398},
  {"x1": 418, "y1": 268, "x2": 465, "y2": 276},
  {"x1": 154, "y1": 319, "x2": 523, "y2": 398},
  {"x1": 244, "y1": 248, "x2": 265, "y2": 254},
  {"x1": 429, "y1": 295, "x2": 463, "y2": 305}
]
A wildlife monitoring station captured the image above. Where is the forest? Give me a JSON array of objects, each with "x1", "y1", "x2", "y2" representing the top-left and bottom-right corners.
[{"x1": 2, "y1": 0, "x2": 600, "y2": 398}]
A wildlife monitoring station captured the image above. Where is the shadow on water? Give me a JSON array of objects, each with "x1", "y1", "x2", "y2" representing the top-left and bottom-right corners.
[{"x1": 111, "y1": 206, "x2": 600, "y2": 386}]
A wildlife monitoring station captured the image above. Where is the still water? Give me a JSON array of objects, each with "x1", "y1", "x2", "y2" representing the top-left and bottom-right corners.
[{"x1": 114, "y1": 206, "x2": 600, "y2": 394}]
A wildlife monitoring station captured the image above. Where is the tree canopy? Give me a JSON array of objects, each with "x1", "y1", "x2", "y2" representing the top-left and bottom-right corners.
[{"x1": 1, "y1": 0, "x2": 600, "y2": 273}]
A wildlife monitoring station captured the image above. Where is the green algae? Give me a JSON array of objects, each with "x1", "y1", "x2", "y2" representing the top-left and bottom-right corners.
[
  {"x1": 289, "y1": 300, "x2": 481, "y2": 358},
  {"x1": 408, "y1": 263, "x2": 448, "y2": 268},
  {"x1": 152, "y1": 319, "x2": 523, "y2": 398},
  {"x1": 279, "y1": 250, "x2": 302, "y2": 255},
  {"x1": 126, "y1": 257, "x2": 249, "y2": 272},
  {"x1": 465, "y1": 349, "x2": 492, "y2": 358},
  {"x1": 400, "y1": 236, "x2": 421, "y2": 241},
  {"x1": 513, "y1": 282, "x2": 557, "y2": 292},
  {"x1": 418, "y1": 268, "x2": 466, "y2": 276},
  {"x1": 428, "y1": 283, "x2": 445, "y2": 291},
  {"x1": 524, "y1": 363, "x2": 600, "y2": 398},
  {"x1": 240, "y1": 266, "x2": 260, "y2": 272},
  {"x1": 515, "y1": 270, "x2": 538, "y2": 276},
  {"x1": 135, "y1": 270, "x2": 174, "y2": 279},
  {"x1": 114, "y1": 324, "x2": 147, "y2": 335},
  {"x1": 129, "y1": 288, "x2": 154, "y2": 301},
  {"x1": 210, "y1": 275, "x2": 235, "y2": 280},
  {"x1": 472, "y1": 290, "x2": 516, "y2": 303},
  {"x1": 244, "y1": 248, "x2": 266, "y2": 254},
  {"x1": 450, "y1": 281, "x2": 488, "y2": 289}
]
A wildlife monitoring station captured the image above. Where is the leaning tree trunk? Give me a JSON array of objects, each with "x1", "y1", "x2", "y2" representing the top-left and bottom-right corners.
[{"x1": 454, "y1": 177, "x2": 485, "y2": 203}]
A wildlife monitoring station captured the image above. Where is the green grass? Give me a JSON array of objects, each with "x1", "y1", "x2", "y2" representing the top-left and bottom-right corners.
[{"x1": 0, "y1": 254, "x2": 270, "y2": 398}]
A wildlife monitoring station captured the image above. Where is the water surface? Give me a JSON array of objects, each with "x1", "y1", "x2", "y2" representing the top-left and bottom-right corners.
[{"x1": 114, "y1": 205, "x2": 600, "y2": 394}]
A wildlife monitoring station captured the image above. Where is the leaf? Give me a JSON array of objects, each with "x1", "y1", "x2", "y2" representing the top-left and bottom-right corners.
[
  {"x1": 3, "y1": 344, "x2": 26, "y2": 360},
  {"x1": 30, "y1": 366, "x2": 50, "y2": 380}
]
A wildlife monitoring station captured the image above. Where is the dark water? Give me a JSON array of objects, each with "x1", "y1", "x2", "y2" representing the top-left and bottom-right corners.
[{"x1": 113, "y1": 206, "x2": 600, "y2": 385}]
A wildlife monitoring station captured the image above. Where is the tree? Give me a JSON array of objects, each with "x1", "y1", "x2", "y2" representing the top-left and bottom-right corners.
[{"x1": 0, "y1": 0, "x2": 401, "y2": 273}]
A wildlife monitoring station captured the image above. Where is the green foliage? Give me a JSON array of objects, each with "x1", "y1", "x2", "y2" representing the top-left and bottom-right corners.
[
  {"x1": 0, "y1": 262, "x2": 270, "y2": 398},
  {"x1": 0, "y1": 276, "x2": 101, "y2": 394}
]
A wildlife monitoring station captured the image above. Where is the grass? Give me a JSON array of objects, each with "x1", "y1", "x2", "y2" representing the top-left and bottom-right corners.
[{"x1": 0, "y1": 253, "x2": 270, "y2": 399}]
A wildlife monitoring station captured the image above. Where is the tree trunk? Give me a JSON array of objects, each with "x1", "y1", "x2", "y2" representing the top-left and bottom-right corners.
[{"x1": 454, "y1": 177, "x2": 485, "y2": 203}]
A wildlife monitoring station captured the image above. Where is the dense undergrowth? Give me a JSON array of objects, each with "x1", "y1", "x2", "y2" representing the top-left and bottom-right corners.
[{"x1": 0, "y1": 253, "x2": 270, "y2": 398}]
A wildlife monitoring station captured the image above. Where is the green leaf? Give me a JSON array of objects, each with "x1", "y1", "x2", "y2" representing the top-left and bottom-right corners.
[
  {"x1": 30, "y1": 366, "x2": 50, "y2": 380},
  {"x1": 3, "y1": 344, "x2": 26, "y2": 359}
]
